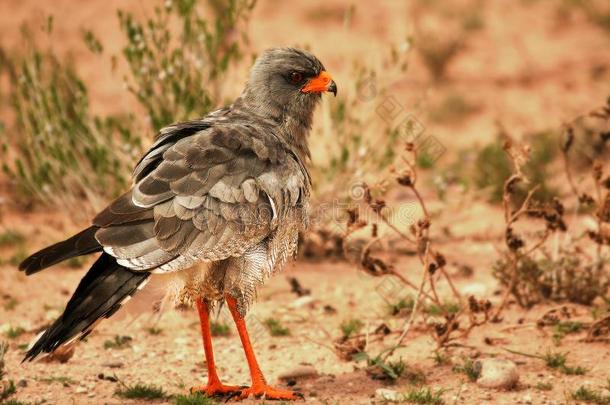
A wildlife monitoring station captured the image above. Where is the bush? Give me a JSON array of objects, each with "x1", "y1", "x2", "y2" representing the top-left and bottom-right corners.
[
  {"x1": 0, "y1": 29, "x2": 137, "y2": 210},
  {"x1": 0, "y1": 0, "x2": 255, "y2": 211},
  {"x1": 118, "y1": 0, "x2": 255, "y2": 131},
  {"x1": 474, "y1": 130, "x2": 558, "y2": 204}
]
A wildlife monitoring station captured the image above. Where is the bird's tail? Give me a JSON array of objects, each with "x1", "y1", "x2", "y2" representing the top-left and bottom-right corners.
[
  {"x1": 23, "y1": 253, "x2": 149, "y2": 362},
  {"x1": 19, "y1": 226, "x2": 102, "y2": 275}
]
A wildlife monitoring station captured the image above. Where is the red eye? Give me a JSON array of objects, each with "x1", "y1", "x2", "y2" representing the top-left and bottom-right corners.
[{"x1": 290, "y1": 71, "x2": 303, "y2": 84}]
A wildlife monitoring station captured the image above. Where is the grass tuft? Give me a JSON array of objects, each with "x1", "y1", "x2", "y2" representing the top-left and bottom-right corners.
[
  {"x1": 552, "y1": 321, "x2": 583, "y2": 344},
  {"x1": 535, "y1": 382, "x2": 553, "y2": 391},
  {"x1": 404, "y1": 387, "x2": 445, "y2": 405},
  {"x1": 340, "y1": 319, "x2": 363, "y2": 339},
  {"x1": 0, "y1": 230, "x2": 25, "y2": 247},
  {"x1": 146, "y1": 327, "x2": 163, "y2": 336},
  {"x1": 39, "y1": 375, "x2": 76, "y2": 387},
  {"x1": 0, "y1": 381, "x2": 16, "y2": 402},
  {"x1": 4, "y1": 327, "x2": 25, "y2": 340},
  {"x1": 210, "y1": 322, "x2": 231, "y2": 337},
  {"x1": 542, "y1": 351, "x2": 587, "y2": 375},
  {"x1": 3, "y1": 297, "x2": 18, "y2": 311},
  {"x1": 452, "y1": 359, "x2": 480, "y2": 382},
  {"x1": 103, "y1": 335, "x2": 133, "y2": 350},
  {"x1": 264, "y1": 318, "x2": 290, "y2": 337},
  {"x1": 173, "y1": 391, "x2": 217, "y2": 405},
  {"x1": 571, "y1": 386, "x2": 610, "y2": 404},
  {"x1": 115, "y1": 382, "x2": 167, "y2": 400},
  {"x1": 388, "y1": 297, "x2": 416, "y2": 316}
]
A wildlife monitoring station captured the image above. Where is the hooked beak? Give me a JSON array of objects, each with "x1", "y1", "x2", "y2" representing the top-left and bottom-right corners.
[{"x1": 301, "y1": 70, "x2": 338, "y2": 96}]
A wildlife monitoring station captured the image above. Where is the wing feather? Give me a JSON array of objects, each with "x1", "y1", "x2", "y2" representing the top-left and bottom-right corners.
[{"x1": 91, "y1": 118, "x2": 307, "y2": 273}]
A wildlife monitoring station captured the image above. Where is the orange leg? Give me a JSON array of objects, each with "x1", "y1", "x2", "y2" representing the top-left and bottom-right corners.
[
  {"x1": 190, "y1": 297, "x2": 241, "y2": 397},
  {"x1": 226, "y1": 294, "x2": 302, "y2": 400}
]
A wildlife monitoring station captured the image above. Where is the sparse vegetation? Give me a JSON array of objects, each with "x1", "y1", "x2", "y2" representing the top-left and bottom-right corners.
[
  {"x1": 452, "y1": 358, "x2": 480, "y2": 382},
  {"x1": 0, "y1": 381, "x2": 16, "y2": 402},
  {"x1": 404, "y1": 387, "x2": 445, "y2": 405},
  {"x1": 173, "y1": 391, "x2": 217, "y2": 405},
  {"x1": 146, "y1": 327, "x2": 163, "y2": 336},
  {"x1": 0, "y1": 25, "x2": 136, "y2": 210},
  {"x1": 552, "y1": 321, "x2": 584, "y2": 344},
  {"x1": 103, "y1": 335, "x2": 133, "y2": 350},
  {"x1": 353, "y1": 351, "x2": 407, "y2": 382},
  {"x1": 542, "y1": 351, "x2": 587, "y2": 375},
  {"x1": 4, "y1": 327, "x2": 25, "y2": 340},
  {"x1": 38, "y1": 375, "x2": 76, "y2": 387},
  {"x1": 210, "y1": 322, "x2": 231, "y2": 337},
  {"x1": 0, "y1": 0, "x2": 256, "y2": 211},
  {"x1": 1, "y1": 2, "x2": 610, "y2": 404},
  {"x1": 474, "y1": 130, "x2": 558, "y2": 204},
  {"x1": 117, "y1": 0, "x2": 256, "y2": 131},
  {"x1": 3, "y1": 297, "x2": 18, "y2": 311},
  {"x1": 571, "y1": 386, "x2": 610, "y2": 404},
  {"x1": 115, "y1": 382, "x2": 168, "y2": 400},
  {"x1": 535, "y1": 382, "x2": 553, "y2": 391},
  {"x1": 339, "y1": 319, "x2": 364, "y2": 339},
  {"x1": 0, "y1": 230, "x2": 25, "y2": 247},
  {"x1": 264, "y1": 318, "x2": 290, "y2": 337},
  {"x1": 0, "y1": 342, "x2": 16, "y2": 402}
]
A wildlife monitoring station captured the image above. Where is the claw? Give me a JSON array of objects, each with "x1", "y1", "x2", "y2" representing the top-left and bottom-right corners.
[
  {"x1": 190, "y1": 382, "x2": 242, "y2": 398},
  {"x1": 237, "y1": 384, "x2": 303, "y2": 400}
]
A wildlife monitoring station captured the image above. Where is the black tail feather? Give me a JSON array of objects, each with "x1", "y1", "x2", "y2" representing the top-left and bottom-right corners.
[
  {"x1": 19, "y1": 226, "x2": 102, "y2": 275},
  {"x1": 23, "y1": 253, "x2": 149, "y2": 362}
]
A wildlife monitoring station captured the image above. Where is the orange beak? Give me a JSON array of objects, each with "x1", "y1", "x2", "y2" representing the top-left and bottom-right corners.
[{"x1": 301, "y1": 71, "x2": 337, "y2": 96}]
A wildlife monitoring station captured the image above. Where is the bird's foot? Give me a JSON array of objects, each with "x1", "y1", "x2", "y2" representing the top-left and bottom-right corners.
[
  {"x1": 190, "y1": 382, "x2": 242, "y2": 398},
  {"x1": 236, "y1": 384, "x2": 303, "y2": 400}
]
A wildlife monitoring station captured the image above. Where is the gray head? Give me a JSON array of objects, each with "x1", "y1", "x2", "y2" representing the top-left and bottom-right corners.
[{"x1": 237, "y1": 48, "x2": 337, "y2": 158}]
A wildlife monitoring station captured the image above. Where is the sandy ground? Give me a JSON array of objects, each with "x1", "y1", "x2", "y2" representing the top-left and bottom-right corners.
[
  {"x1": 1, "y1": 210, "x2": 609, "y2": 404},
  {"x1": 1, "y1": 0, "x2": 610, "y2": 404}
]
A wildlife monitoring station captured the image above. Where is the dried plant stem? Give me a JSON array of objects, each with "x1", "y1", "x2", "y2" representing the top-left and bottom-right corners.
[{"x1": 394, "y1": 243, "x2": 430, "y2": 348}]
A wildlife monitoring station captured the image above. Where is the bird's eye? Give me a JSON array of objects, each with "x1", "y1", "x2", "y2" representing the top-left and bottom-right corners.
[{"x1": 289, "y1": 71, "x2": 303, "y2": 84}]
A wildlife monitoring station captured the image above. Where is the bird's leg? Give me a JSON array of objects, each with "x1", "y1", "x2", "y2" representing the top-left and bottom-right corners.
[
  {"x1": 190, "y1": 297, "x2": 241, "y2": 397},
  {"x1": 225, "y1": 294, "x2": 302, "y2": 400}
]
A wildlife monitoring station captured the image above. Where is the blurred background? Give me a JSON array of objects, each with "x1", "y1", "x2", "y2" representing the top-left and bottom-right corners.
[{"x1": 0, "y1": 1, "x2": 609, "y2": 404}]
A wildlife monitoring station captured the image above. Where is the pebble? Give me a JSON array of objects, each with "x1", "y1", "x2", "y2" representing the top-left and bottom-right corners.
[
  {"x1": 475, "y1": 358, "x2": 519, "y2": 389},
  {"x1": 375, "y1": 388, "x2": 403, "y2": 402},
  {"x1": 289, "y1": 296, "x2": 316, "y2": 309},
  {"x1": 522, "y1": 393, "x2": 532, "y2": 404},
  {"x1": 460, "y1": 282, "x2": 489, "y2": 297}
]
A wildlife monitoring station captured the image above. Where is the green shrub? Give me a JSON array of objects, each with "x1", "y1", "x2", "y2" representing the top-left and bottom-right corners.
[
  {"x1": 474, "y1": 130, "x2": 558, "y2": 204},
  {"x1": 0, "y1": 0, "x2": 255, "y2": 210},
  {"x1": 118, "y1": 0, "x2": 255, "y2": 131},
  {"x1": 0, "y1": 31, "x2": 136, "y2": 209}
]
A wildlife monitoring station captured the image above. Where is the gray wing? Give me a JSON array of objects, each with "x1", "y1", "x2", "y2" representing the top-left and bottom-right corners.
[{"x1": 92, "y1": 122, "x2": 307, "y2": 272}]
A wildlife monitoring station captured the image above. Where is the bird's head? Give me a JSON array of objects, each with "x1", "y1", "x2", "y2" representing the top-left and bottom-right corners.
[{"x1": 239, "y1": 48, "x2": 337, "y2": 156}]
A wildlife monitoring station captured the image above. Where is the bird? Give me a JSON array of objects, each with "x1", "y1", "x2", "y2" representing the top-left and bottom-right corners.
[{"x1": 18, "y1": 47, "x2": 337, "y2": 401}]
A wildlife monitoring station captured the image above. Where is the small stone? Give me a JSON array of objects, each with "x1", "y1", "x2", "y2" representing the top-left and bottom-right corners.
[
  {"x1": 75, "y1": 386, "x2": 88, "y2": 394},
  {"x1": 102, "y1": 362, "x2": 124, "y2": 368},
  {"x1": 475, "y1": 358, "x2": 519, "y2": 389},
  {"x1": 522, "y1": 393, "x2": 532, "y2": 404},
  {"x1": 375, "y1": 388, "x2": 403, "y2": 402},
  {"x1": 289, "y1": 296, "x2": 316, "y2": 309},
  {"x1": 278, "y1": 365, "x2": 318, "y2": 381},
  {"x1": 460, "y1": 282, "x2": 489, "y2": 298}
]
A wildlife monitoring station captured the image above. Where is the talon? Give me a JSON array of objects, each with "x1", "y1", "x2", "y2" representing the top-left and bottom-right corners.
[
  {"x1": 190, "y1": 382, "x2": 242, "y2": 398},
  {"x1": 237, "y1": 384, "x2": 302, "y2": 400}
]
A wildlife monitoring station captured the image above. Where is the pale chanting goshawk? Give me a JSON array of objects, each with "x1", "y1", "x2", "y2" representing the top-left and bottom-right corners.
[{"x1": 19, "y1": 47, "x2": 337, "y2": 400}]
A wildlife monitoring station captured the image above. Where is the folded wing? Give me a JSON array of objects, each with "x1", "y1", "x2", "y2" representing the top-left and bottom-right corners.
[{"x1": 93, "y1": 122, "x2": 307, "y2": 273}]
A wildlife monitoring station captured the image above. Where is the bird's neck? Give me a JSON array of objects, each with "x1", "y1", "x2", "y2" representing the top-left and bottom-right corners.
[{"x1": 233, "y1": 92, "x2": 314, "y2": 163}]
